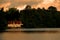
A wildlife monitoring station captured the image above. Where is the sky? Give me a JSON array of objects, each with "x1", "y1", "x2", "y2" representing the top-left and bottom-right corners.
[{"x1": 0, "y1": 0, "x2": 60, "y2": 11}]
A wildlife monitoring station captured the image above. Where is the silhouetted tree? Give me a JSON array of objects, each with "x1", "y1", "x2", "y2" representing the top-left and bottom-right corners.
[
  {"x1": 20, "y1": 5, "x2": 41, "y2": 28},
  {"x1": 0, "y1": 8, "x2": 7, "y2": 32},
  {"x1": 6, "y1": 8, "x2": 20, "y2": 21},
  {"x1": 20, "y1": 6, "x2": 60, "y2": 28},
  {"x1": 0, "y1": 6, "x2": 60, "y2": 29},
  {"x1": 46, "y1": 6, "x2": 57, "y2": 28}
]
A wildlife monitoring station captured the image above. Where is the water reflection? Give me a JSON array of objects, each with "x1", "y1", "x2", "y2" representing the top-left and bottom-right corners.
[
  {"x1": 0, "y1": 32, "x2": 60, "y2": 40},
  {"x1": 0, "y1": 33, "x2": 3, "y2": 40}
]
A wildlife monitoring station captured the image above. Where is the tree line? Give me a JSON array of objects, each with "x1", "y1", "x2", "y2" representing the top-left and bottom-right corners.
[{"x1": 0, "y1": 5, "x2": 60, "y2": 32}]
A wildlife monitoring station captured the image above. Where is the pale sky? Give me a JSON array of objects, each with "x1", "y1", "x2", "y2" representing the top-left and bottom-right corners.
[{"x1": 0, "y1": 0, "x2": 60, "y2": 11}]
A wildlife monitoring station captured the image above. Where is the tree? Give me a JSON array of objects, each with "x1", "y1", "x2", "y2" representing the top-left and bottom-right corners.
[
  {"x1": 20, "y1": 5, "x2": 44, "y2": 28},
  {"x1": 48, "y1": 6, "x2": 57, "y2": 12},
  {"x1": 0, "y1": 8, "x2": 7, "y2": 32},
  {"x1": 6, "y1": 8, "x2": 20, "y2": 21},
  {"x1": 46, "y1": 6, "x2": 57, "y2": 28}
]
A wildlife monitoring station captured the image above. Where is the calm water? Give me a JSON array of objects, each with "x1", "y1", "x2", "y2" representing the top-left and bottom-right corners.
[{"x1": 0, "y1": 32, "x2": 60, "y2": 40}]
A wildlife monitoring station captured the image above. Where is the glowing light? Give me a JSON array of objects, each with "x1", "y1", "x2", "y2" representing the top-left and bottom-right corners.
[
  {"x1": 43, "y1": 0, "x2": 55, "y2": 4},
  {"x1": 16, "y1": 5, "x2": 26, "y2": 10}
]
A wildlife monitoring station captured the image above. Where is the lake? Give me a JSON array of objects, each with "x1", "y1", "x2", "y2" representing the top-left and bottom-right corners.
[{"x1": 0, "y1": 32, "x2": 60, "y2": 40}]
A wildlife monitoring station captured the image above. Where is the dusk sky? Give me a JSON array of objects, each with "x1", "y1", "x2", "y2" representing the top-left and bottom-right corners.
[{"x1": 0, "y1": 0, "x2": 60, "y2": 11}]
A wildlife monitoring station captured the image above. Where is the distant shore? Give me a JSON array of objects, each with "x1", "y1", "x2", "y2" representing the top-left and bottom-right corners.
[{"x1": 4, "y1": 28, "x2": 60, "y2": 33}]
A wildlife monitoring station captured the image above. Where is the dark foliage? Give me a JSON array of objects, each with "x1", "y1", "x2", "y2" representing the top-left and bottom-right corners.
[
  {"x1": 0, "y1": 8, "x2": 7, "y2": 32},
  {"x1": 0, "y1": 5, "x2": 60, "y2": 32},
  {"x1": 20, "y1": 5, "x2": 60, "y2": 28}
]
